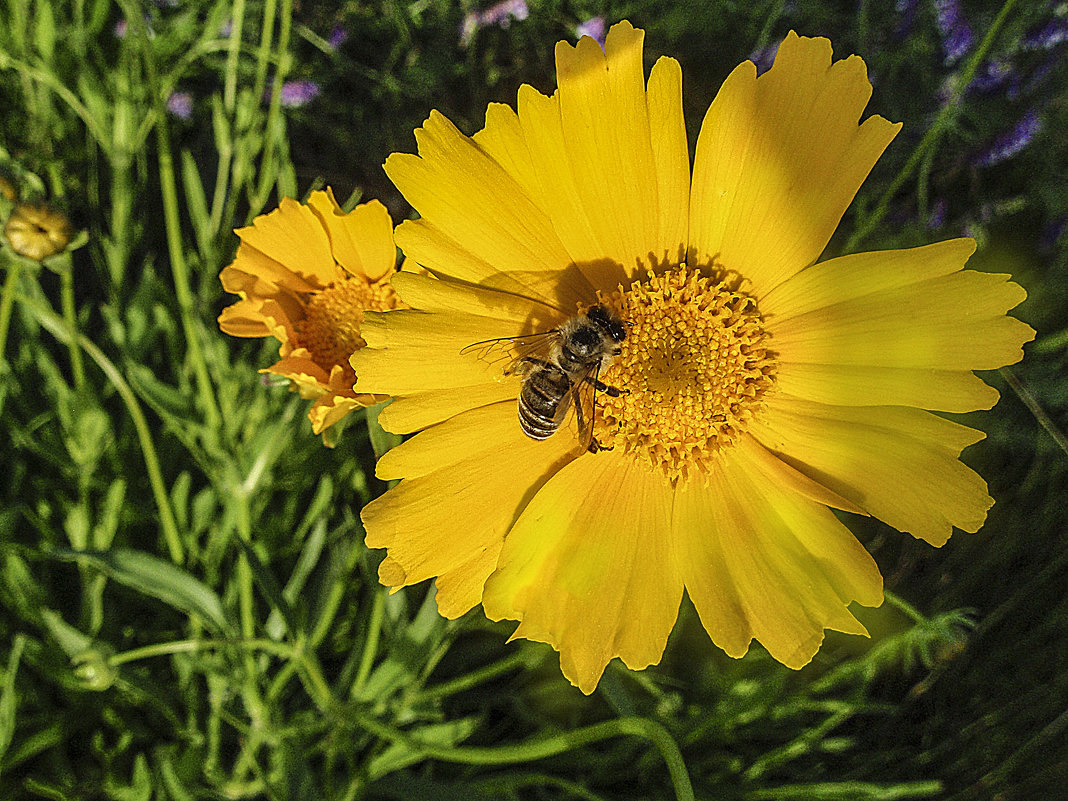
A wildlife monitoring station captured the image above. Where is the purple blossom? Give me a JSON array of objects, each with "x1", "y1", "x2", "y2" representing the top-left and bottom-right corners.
[
  {"x1": 927, "y1": 199, "x2": 947, "y2": 229},
  {"x1": 460, "y1": 0, "x2": 529, "y2": 46},
  {"x1": 220, "y1": 19, "x2": 233, "y2": 37},
  {"x1": 575, "y1": 17, "x2": 607, "y2": 47},
  {"x1": 749, "y1": 41, "x2": 780, "y2": 76},
  {"x1": 1039, "y1": 218, "x2": 1066, "y2": 254},
  {"x1": 278, "y1": 80, "x2": 321, "y2": 108},
  {"x1": 895, "y1": 0, "x2": 921, "y2": 37},
  {"x1": 968, "y1": 58, "x2": 1015, "y2": 93},
  {"x1": 328, "y1": 24, "x2": 349, "y2": 50},
  {"x1": 934, "y1": 0, "x2": 974, "y2": 65},
  {"x1": 167, "y1": 91, "x2": 193, "y2": 120},
  {"x1": 974, "y1": 110, "x2": 1041, "y2": 167},
  {"x1": 1022, "y1": 18, "x2": 1068, "y2": 51}
]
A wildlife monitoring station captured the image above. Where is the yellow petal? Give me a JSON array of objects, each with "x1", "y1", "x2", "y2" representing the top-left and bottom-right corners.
[
  {"x1": 380, "y1": 383, "x2": 519, "y2": 435},
  {"x1": 472, "y1": 102, "x2": 545, "y2": 211},
  {"x1": 362, "y1": 406, "x2": 576, "y2": 616},
  {"x1": 307, "y1": 191, "x2": 396, "y2": 282},
  {"x1": 677, "y1": 439, "x2": 882, "y2": 668},
  {"x1": 384, "y1": 110, "x2": 574, "y2": 299},
  {"x1": 690, "y1": 32, "x2": 900, "y2": 293},
  {"x1": 751, "y1": 397, "x2": 993, "y2": 546},
  {"x1": 482, "y1": 451, "x2": 683, "y2": 694},
  {"x1": 235, "y1": 197, "x2": 337, "y2": 287},
  {"x1": 647, "y1": 55, "x2": 690, "y2": 264},
  {"x1": 768, "y1": 269, "x2": 1033, "y2": 370},
  {"x1": 759, "y1": 239, "x2": 976, "y2": 318},
  {"x1": 309, "y1": 394, "x2": 363, "y2": 434},
  {"x1": 221, "y1": 245, "x2": 319, "y2": 295},
  {"x1": 389, "y1": 271, "x2": 563, "y2": 323},
  {"x1": 351, "y1": 309, "x2": 524, "y2": 394},
  {"x1": 773, "y1": 363, "x2": 1000, "y2": 412}
]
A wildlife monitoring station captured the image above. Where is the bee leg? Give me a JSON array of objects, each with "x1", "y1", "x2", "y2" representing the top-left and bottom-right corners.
[{"x1": 585, "y1": 376, "x2": 629, "y2": 396}]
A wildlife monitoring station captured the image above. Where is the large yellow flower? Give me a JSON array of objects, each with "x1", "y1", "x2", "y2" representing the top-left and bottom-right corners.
[
  {"x1": 351, "y1": 24, "x2": 1034, "y2": 693},
  {"x1": 219, "y1": 189, "x2": 402, "y2": 434}
]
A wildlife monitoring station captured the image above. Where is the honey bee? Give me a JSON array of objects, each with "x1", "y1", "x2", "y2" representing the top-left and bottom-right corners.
[{"x1": 463, "y1": 305, "x2": 628, "y2": 452}]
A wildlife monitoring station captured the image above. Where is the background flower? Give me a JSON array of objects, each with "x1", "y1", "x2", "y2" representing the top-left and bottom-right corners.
[{"x1": 219, "y1": 189, "x2": 402, "y2": 434}]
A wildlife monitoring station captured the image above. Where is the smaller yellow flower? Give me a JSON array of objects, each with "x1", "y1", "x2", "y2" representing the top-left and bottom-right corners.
[
  {"x1": 4, "y1": 202, "x2": 73, "y2": 261},
  {"x1": 0, "y1": 175, "x2": 17, "y2": 202},
  {"x1": 218, "y1": 189, "x2": 402, "y2": 434}
]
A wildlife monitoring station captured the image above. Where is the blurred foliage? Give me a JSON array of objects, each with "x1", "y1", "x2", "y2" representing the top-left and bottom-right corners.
[{"x1": 0, "y1": 0, "x2": 1066, "y2": 799}]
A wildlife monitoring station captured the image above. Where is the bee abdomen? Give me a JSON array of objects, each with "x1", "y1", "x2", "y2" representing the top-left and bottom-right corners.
[{"x1": 518, "y1": 366, "x2": 570, "y2": 440}]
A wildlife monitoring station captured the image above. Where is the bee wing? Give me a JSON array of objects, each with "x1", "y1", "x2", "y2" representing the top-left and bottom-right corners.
[
  {"x1": 564, "y1": 361, "x2": 603, "y2": 452},
  {"x1": 460, "y1": 330, "x2": 560, "y2": 375}
]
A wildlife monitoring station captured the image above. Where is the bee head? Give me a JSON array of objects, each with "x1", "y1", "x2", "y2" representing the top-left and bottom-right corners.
[{"x1": 586, "y1": 304, "x2": 627, "y2": 343}]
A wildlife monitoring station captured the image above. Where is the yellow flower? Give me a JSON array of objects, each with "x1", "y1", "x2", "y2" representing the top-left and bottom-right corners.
[
  {"x1": 219, "y1": 189, "x2": 402, "y2": 434},
  {"x1": 4, "y1": 202, "x2": 73, "y2": 261},
  {"x1": 351, "y1": 24, "x2": 1034, "y2": 693}
]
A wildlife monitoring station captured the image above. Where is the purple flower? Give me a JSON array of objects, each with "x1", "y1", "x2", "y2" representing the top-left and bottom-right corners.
[
  {"x1": 278, "y1": 80, "x2": 321, "y2": 108},
  {"x1": 167, "y1": 91, "x2": 193, "y2": 120},
  {"x1": 934, "y1": 0, "x2": 974, "y2": 65},
  {"x1": 1039, "y1": 218, "x2": 1066, "y2": 254},
  {"x1": 927, "y1": 199, "x2": 947, "y2": 229},
  {"x1": 114, "y1": 18, "x2": 128, "y2": 38},
  {"x1": 974, "y1": 110, "x2": 1041, "y2": 167},
  {"x1": 1022, "y1": 18, "x2": 1068, "y2": 51},
  {"x1": 220, "y1": 19, "x2": 233, "y2": 37},
  {"x1": 968, "y1": 58, "x2": 1015, "y2": 93},
  {"x1": 749, "y1": 41, "x2": 780, "y2": 76},
  {"x1": 328, "y1": 24, "x2": 349, "y2": 50},
  {"x1": 460, "y1": 0, "x2": 530, "y2": 46},
  {"x1": 576, "y1": 17, "x2": 607, "y2": 47},
  {"x1": 895, "y1": 0, "x2": 921, "y2": 37}
]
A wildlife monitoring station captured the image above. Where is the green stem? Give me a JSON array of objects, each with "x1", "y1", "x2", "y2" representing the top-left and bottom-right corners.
[
  {"x1": 348, "y1": 711, "x2": 694, "y2": 801},
  {"x1": 1000, "y1": 366, "x2": 1068, "y2": 457},
  {"x1": 154, "y1": 117, "x2": 222, "y2": 430},
  {"x1": 118, "y1": 0, "x2": 222, "y2": 430},
  {"x1": 845, "y1": 0, "x2": 1021, "y2": 251},
  {"x1": 59, "y1": 261, "x2": 85, "y2": 390},
  {"x1": 0, "y1": 259, "x2": 24, "y2": 373},
  {"x1": 884, "y1": 590, "x2": 927, "y2": 625},
  {"x1": 23, "y1": 297, "x2": 184, "y2": 563},
  {"x1": 414, "y1": 650, "x2": 530, "y2": 703},
  {"x1": 350, "y1": 586, "x2": 386, "y2": 699}
]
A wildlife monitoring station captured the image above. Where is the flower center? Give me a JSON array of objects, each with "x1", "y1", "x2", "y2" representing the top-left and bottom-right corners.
[
  {"x1": 595, "y1": 264, "x2": 776, "y2": 484},
  {"x1": 296, "y1": 271, "x2": 398, "y2": 375}
]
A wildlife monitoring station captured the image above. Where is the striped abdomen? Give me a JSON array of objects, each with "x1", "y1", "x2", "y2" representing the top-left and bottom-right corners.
[{"x1": 517, "y1": 363, "x2": 572, "y2": 440}]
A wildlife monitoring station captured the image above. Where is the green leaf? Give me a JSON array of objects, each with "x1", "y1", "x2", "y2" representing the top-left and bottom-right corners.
[
  {"x1": 0, "y1": 634, "x2": 26, "y2": 769},
  {"x1": 51, "y1": 548, "x2": 233, "y2": 635}
]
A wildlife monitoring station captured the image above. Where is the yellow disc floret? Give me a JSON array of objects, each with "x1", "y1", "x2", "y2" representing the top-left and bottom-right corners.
[
  {"x1": 296, "y1": 269, "x2": 399, "y2": 375},
  {"x1": 596, "y1": 265, "x2": 776, "y2": 484}
]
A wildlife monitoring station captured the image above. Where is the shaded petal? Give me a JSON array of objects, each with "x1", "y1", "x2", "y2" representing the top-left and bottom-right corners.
[
  {"x1": 482, "y1": 451, "x2": 683, "y2": 694},
  {"x1": 221, "y1": 246, "x2": 319, "y2": 295},
  {"x1": 677, "y1": 435, "x2": 882, "y2": 667},
  {"x1": 363, "y1": 404, "x2": 576, "y2": 616},
  {"x1": 352, "y1": 310, "x2": 524, "y2": 394},
  {"x1": 307, "y1": 191, "x2": 396, "y2": 282},
  {"x1": 235, "y1": 198, "x2": 337, "y2": 286},
  {"x1": 690, "y1": 32, "x2": 900, "y2": 293},
  {"x1": 751, "y1": 397, "x2": 992, "y2": 545}
]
